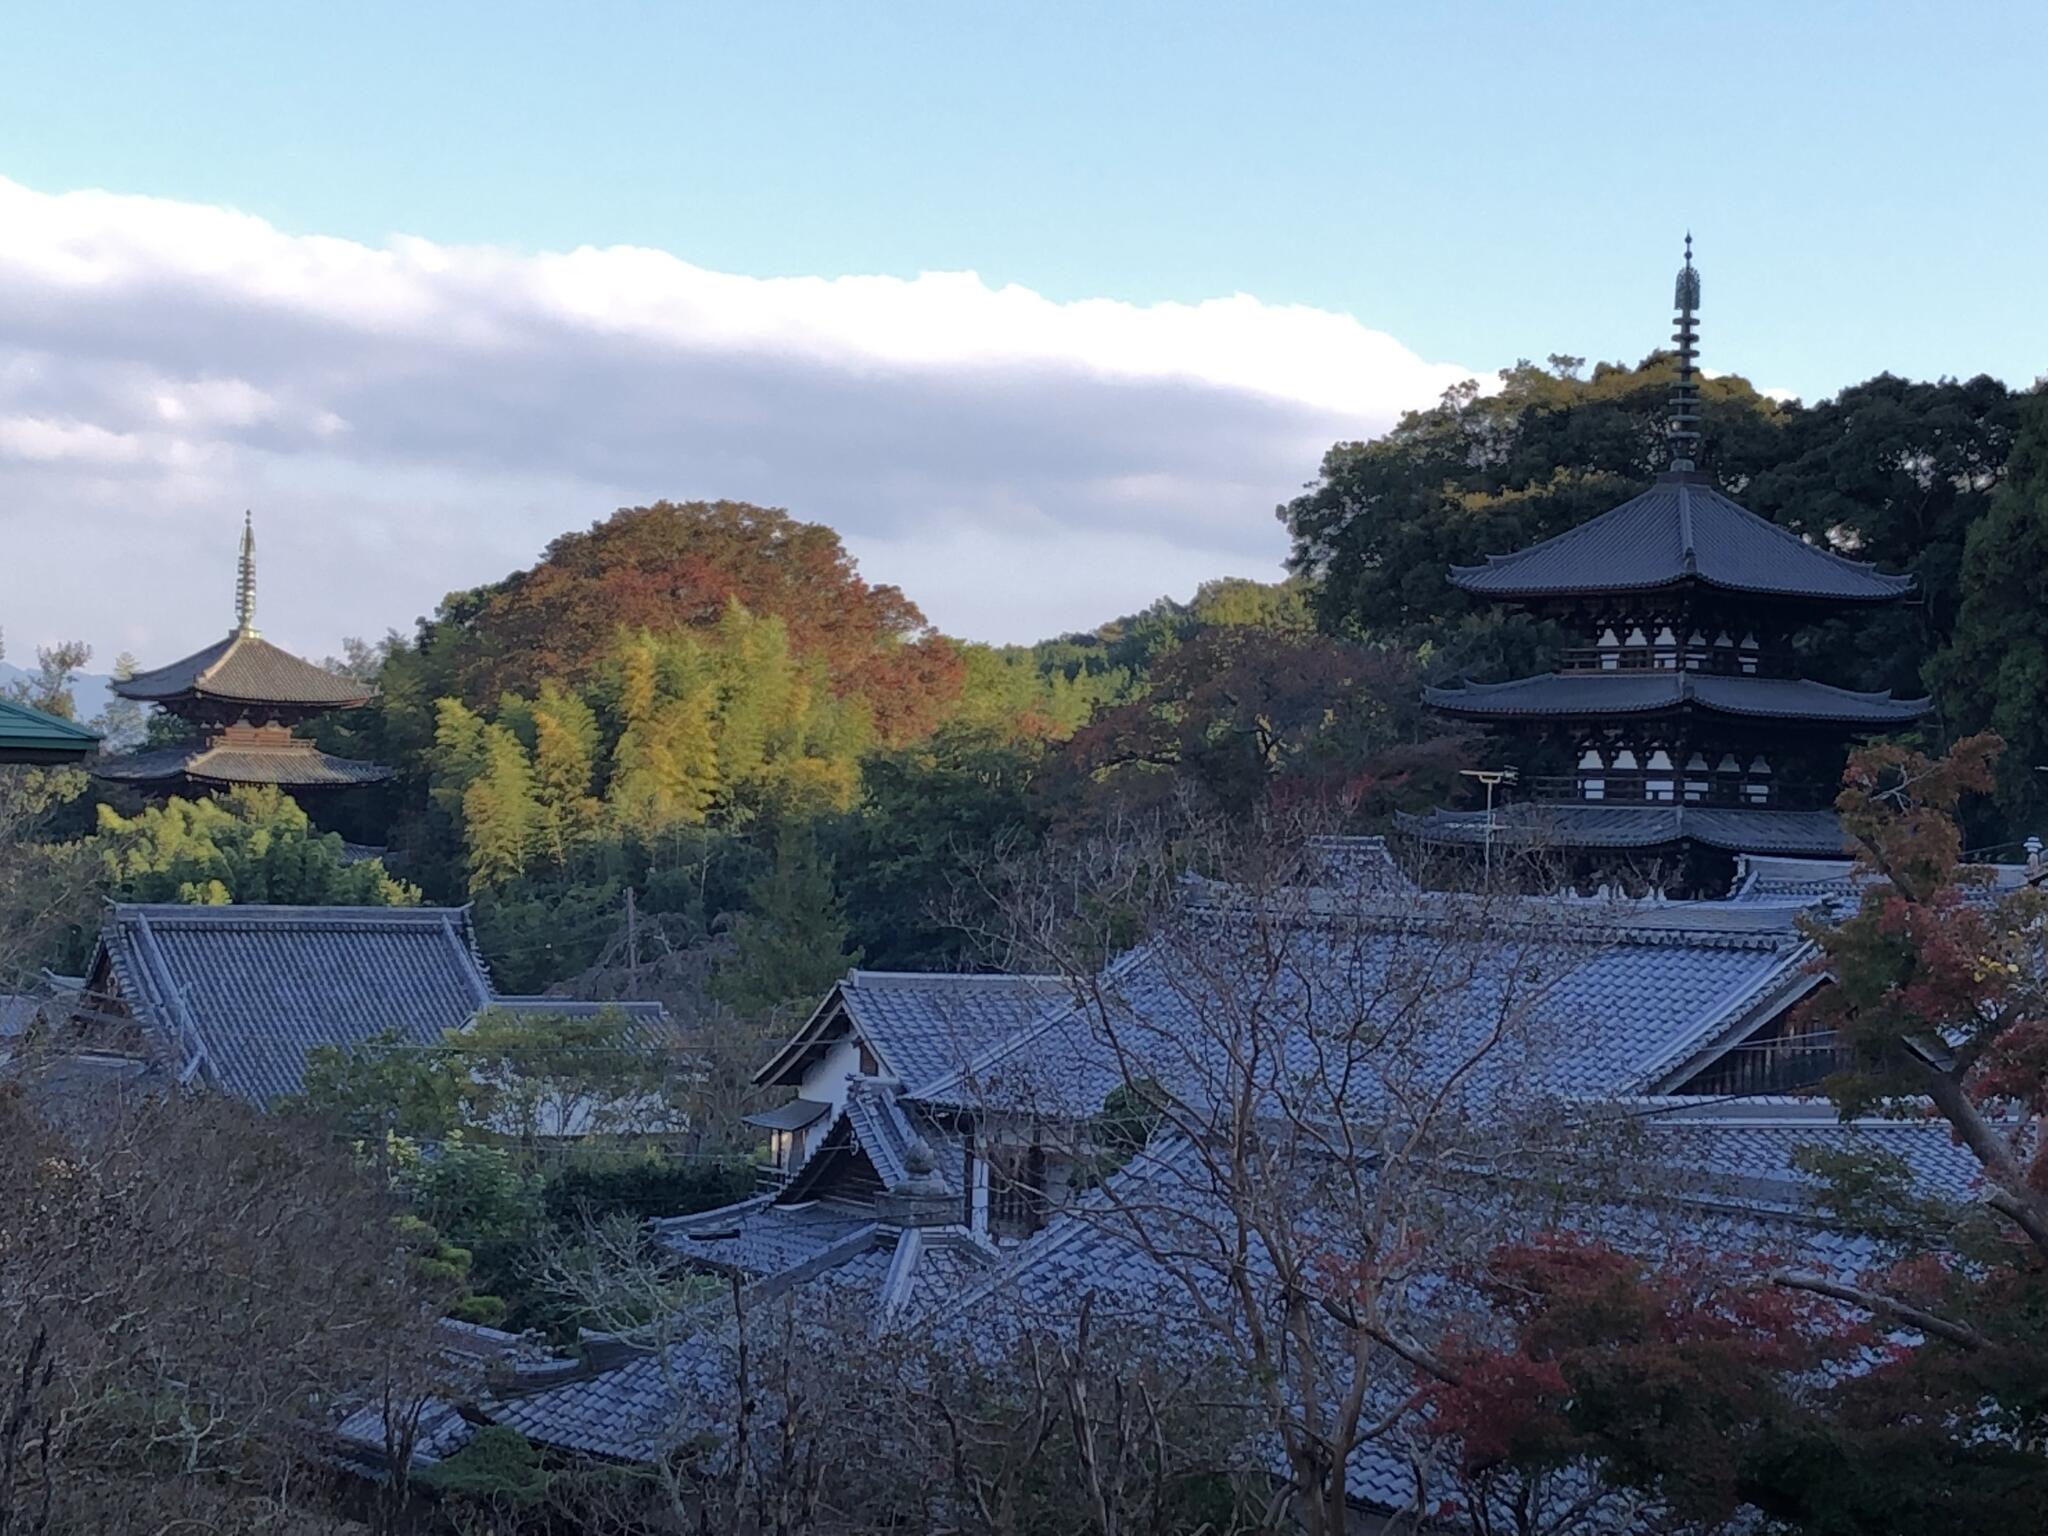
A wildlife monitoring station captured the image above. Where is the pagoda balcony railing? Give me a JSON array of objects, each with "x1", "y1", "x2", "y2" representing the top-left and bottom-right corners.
[
  {"x1": 1556, "y1": 645, "x2": 1791, "y2": 676},
  {"x1": 1525, "y1": 773, "x2": 1830, "y2": 811},
  {"x1": 1682, "y1": 1034, "x2": 1851, "y2": 1097}
]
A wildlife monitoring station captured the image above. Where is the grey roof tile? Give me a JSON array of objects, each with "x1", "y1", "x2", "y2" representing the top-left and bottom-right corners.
[
  {"x1": 915, "y1": 901, "x2": 1811, "y2": 1120},
  {"x1": 1638, "y1": 1115, "x2": 1991, "y2": 1208},
  {"x1": 1425, "y1": 671, "x2": 1930, "y2": 724},
  {"x1": 1449, "y1": 477, "x2": 1915, "y2": 602},
  {"x1": 92, "y1": 903, "x2": 495, "y2": 1101},
  {"x1": 93, "y1": 740, "x2": 394, "y2": 786},
  {"x1": 654, "y1": 1198, "x2": 879, "y2": 1277},
  {"x1": 1398, "y1": 803, "x2": 1852, "y2": 856},
  {"x1": 114, "y1": 631, "x2": 375, "y2": 706},
  {"x1": 838, "y1": 970, "x2": 1071, "y2": 1095}
]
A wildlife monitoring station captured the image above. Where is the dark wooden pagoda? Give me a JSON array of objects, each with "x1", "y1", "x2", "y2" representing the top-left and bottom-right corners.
[
  {"x1": 93, "y1": 514, "x2": 392, "y2": 795},
  {"x1": 1401, "y1": 240, "x2": 1929, "y2": 893}
]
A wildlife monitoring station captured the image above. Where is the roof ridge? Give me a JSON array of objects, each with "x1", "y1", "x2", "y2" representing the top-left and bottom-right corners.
[
  {"x1": 1449, "y1": 479, "x2": 1915, "y2": 601},
  {"x1": 192, "y1": 629, "x2": 247, "y2": 688},
  {"x1": 107, "y1": 901, "x2": 466, "y2": 922},
  {"x1": 911, "y1": 944, "x2": 1154, "y2": 1105},
  {"x1": 848, "y1": 969, "x2": 1065, "y2": 985}
]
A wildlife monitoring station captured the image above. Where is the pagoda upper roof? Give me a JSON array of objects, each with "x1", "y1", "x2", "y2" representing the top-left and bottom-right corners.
[
  {"x1": 1449, "y1": 474, "x2": 1916, "y2": 603},
  {"x1": 1424, "y1": 671, "x2": 1931, "y2": 726},
  {"x1": 1397, "y1": 803, "x2": 1850, "y2": 857},
  {"x1": 93, "y1": 739, "x2": 393, "y2": 788},
  {"x1": 114, "y1": 630, "x2": 374, "y2": 709},
  {"x1": 0, "y1": 698, "x2": 101, "y2": 765}
]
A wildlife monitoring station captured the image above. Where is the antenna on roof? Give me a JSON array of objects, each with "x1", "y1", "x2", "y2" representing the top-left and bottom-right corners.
[
  {"x1": 234, "y1": 511, "x2": 259, "y2": 638},
  {"x1": 1668, "y1": 233, "x2": 1702, "y2": 474}
]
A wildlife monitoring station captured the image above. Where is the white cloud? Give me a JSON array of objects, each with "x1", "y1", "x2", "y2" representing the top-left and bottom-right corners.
[{"x1": 0, "y1": 176, "x2": 1474, "y2": 660}]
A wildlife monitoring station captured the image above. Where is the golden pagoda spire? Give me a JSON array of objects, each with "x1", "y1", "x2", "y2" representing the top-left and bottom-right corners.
[{"x1": 234, "y1": 510, "x2": 259, "y2": 637}]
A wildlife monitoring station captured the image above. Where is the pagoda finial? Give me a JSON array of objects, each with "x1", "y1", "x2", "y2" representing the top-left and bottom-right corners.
[
  {"x1": 1667, "y1": 234, "x2": 1702, "y2": 474},
  {"x1": 234, "y1": 510, "x2": 259, "y2": 637}
]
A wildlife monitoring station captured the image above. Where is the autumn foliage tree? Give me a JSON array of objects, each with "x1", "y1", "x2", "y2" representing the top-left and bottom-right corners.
[
  {"x1": 1044, "y1": 626, "x2": 1469, "y2": 826},
  {"x1": 1420, "y1": 734, "x2": 2048, "y2": 1532},
  {"x1": 416, "y1": 500, "x2": 962, "y2": 744},
  {"x1": 1798, "y1": 732, "x2": 2048, "y2": 1254},
  {"x1": 1423, "y1": 1235, "x2": 1857, "y2": 1532}
]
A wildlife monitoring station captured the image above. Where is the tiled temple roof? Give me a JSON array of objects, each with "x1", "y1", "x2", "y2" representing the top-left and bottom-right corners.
[
  {"x1": 755, "y1": 969, "x2": 1070, "y2": 1096},
  {"x1": 83, "y1": 903, "x2": 665, "y2": 1104},
  {"x1": 1398, "y1": 803, "x2": 1851, "y2": 857},
  {"x1": 1448, "y1": 475, "x2": 1916, "y2": 603},
  {"x1": 0, "y1": 697, "x2": 100, "y2": 764},
  {"x1": 1423, "y1": 671, "x2": 1931, "y2": 725},
  {"x1": 114, "y1": 630, "x2": 375, "y2": 707},
  {"x1": 912, "y1": 897, "x2": 1817, "y2": 1120},
  {"x1": 92, "y1": 740, "x2": 394, "y2": 787},
  {"x1": 948, "y1": 1132, "x2": 1891, "y2": 1519}
]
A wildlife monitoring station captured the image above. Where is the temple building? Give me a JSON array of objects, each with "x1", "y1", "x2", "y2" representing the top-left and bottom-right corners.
[
  {"x1": 1401, "y1": 241, "x2": 1930, "y2": 893},
  {"x1": 93, "y1": 515, "x2": 392, "y2": 795},
  {"x1": 0, "y1": 698, "x2": 99, "y2": 765}
]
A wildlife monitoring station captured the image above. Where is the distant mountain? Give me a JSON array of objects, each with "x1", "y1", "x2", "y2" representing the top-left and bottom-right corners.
[{"x1": 0, "y1": 662, "x2": 116, "y2": 725}]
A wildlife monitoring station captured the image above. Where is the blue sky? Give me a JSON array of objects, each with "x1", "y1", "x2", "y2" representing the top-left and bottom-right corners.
[
  {"x1": 8, "y1": 1, "x2": 2041, "y2": 395},
  {"x1": 0, "y1": 2, "x2": 2042, "y2": 657}
]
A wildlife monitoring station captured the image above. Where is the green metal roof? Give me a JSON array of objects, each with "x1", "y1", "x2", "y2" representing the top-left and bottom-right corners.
[{"x1": 0, "y1": 698, "x2": 101, "y2": 764}]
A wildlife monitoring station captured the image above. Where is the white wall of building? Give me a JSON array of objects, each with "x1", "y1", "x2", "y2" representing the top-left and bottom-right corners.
[{"x1": 796, "y1": 1036, "x2": 863, "y2": 1109}]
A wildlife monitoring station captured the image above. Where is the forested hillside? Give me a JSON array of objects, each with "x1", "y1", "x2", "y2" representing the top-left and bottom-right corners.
[{"x1": 8, "y1": 353, "x2": 2045, "y2": 1014}]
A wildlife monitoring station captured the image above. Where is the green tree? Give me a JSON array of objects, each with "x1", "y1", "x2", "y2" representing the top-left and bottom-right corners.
[
  {"x1": 605, "y1": 634, "x2": 720, "y2": 839},
  {"x1": 454, "y1": 1006, "x2": 678, "y2": 1145},
  {"x1": 2, "y1": 639, "x2": 93, "y2": 718},
  {"x1": 285, "y1": 1030, "x2": 464, "y2": 1149},
  {"x1": 833, "y1": 724, "x2": 1045, "y2": 970},
  {"x1": 1282, "y1": 357, "x2": 1787, "y2": 646},
  {"x1": 1044, "y1": 626, "x2": 1466, "y2": 825},
  {"x1": 714, "y1": 822, "x2": 859, "y2": 1018},
  {"x1": 1749, "y1": 372, "x2": 2019, "y2": 698},
  {"x1": 1930, "y1": 387, "x2": 2048, "y2": 834},
  {"x1": 91, "y1": 651, "x2": 146, "y2": 751},
  {"x1": 528, "y1": 680, "x2": 604, "y2": 859},
  {"x1": 430, "y1": 698, "x2": 547, "y2": 892},
  {"x1": 93, "y1": 786, "x2": 416, "y2": 906}
]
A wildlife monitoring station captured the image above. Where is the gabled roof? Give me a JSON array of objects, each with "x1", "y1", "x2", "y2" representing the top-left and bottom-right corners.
[
  {"x1": 656, "y1": 1196, "x2": 881, "y2": 1279},
  {"x1": 1448, "y1": 475, "x2": 1916, "y2": 603},
  {"x1": 1731, "y1": 855, "x2": 1860, "y2": 903},
  {"x1": 0, "y1": 697, "x2": 100, "y2": 764},
  {"x1": 910, "y1": 898, "x2": 1814, "y2": 1121},
  {"x1": 1397, "y1": 803, "x2": 1851, "y2": 857},
  {"x1": 774, "y1": 1082, "x2": 962, "y2": 1205},
  {"x1": 113, "y1": 631, "x2": 374, "y2": 708},
  {"x1": 1423, "y1": 671, "x2": 1931, "y2": 726},
  {"x1": 89, "y1": 903, "x2": 495, "y2": 1101},
  {"x1": 754, "y1": 969, "x2": 1070, "y2": 1095},
  {"x1": 488, "y1": 1216, "x2": 996, "y2": 1462},
  {"x1": 92, "y1": 740, "x2": 393, "y2": 786},
  {"x1": 1298, "y1": 835, "x2": 1416, "y2": 892}
]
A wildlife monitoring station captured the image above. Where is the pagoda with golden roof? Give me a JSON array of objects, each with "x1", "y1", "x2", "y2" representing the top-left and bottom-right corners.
[{"x1": 93, "y1": 515, "x2": 391, "y2": 794}]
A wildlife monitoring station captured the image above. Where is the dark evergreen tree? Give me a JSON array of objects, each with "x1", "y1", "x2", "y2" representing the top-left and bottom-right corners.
[
  {"x1": 713, "y1": 822, "x2": 859, "y2": 1018},
  {"x1": 1931, "y1": 387, "x2": 2048, "y2": 835}
]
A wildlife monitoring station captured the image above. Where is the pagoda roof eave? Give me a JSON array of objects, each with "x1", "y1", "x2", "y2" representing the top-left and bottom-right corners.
[
  {"x1": 1396, "y1": 804, "x2": 1851, "y2": 857},
  {"x1": 1448, "y1": 477, "x2": 1916, "y2": 605},
  {"x1": 1423, "y1": 672, "x2": 1932, "y2": 727},
  {"x1": 92, "y1": 742, "x2": 393, "y2": 789},
  {"x1": 114, "y1": 631, "x2": 375, "y2": 709}
]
